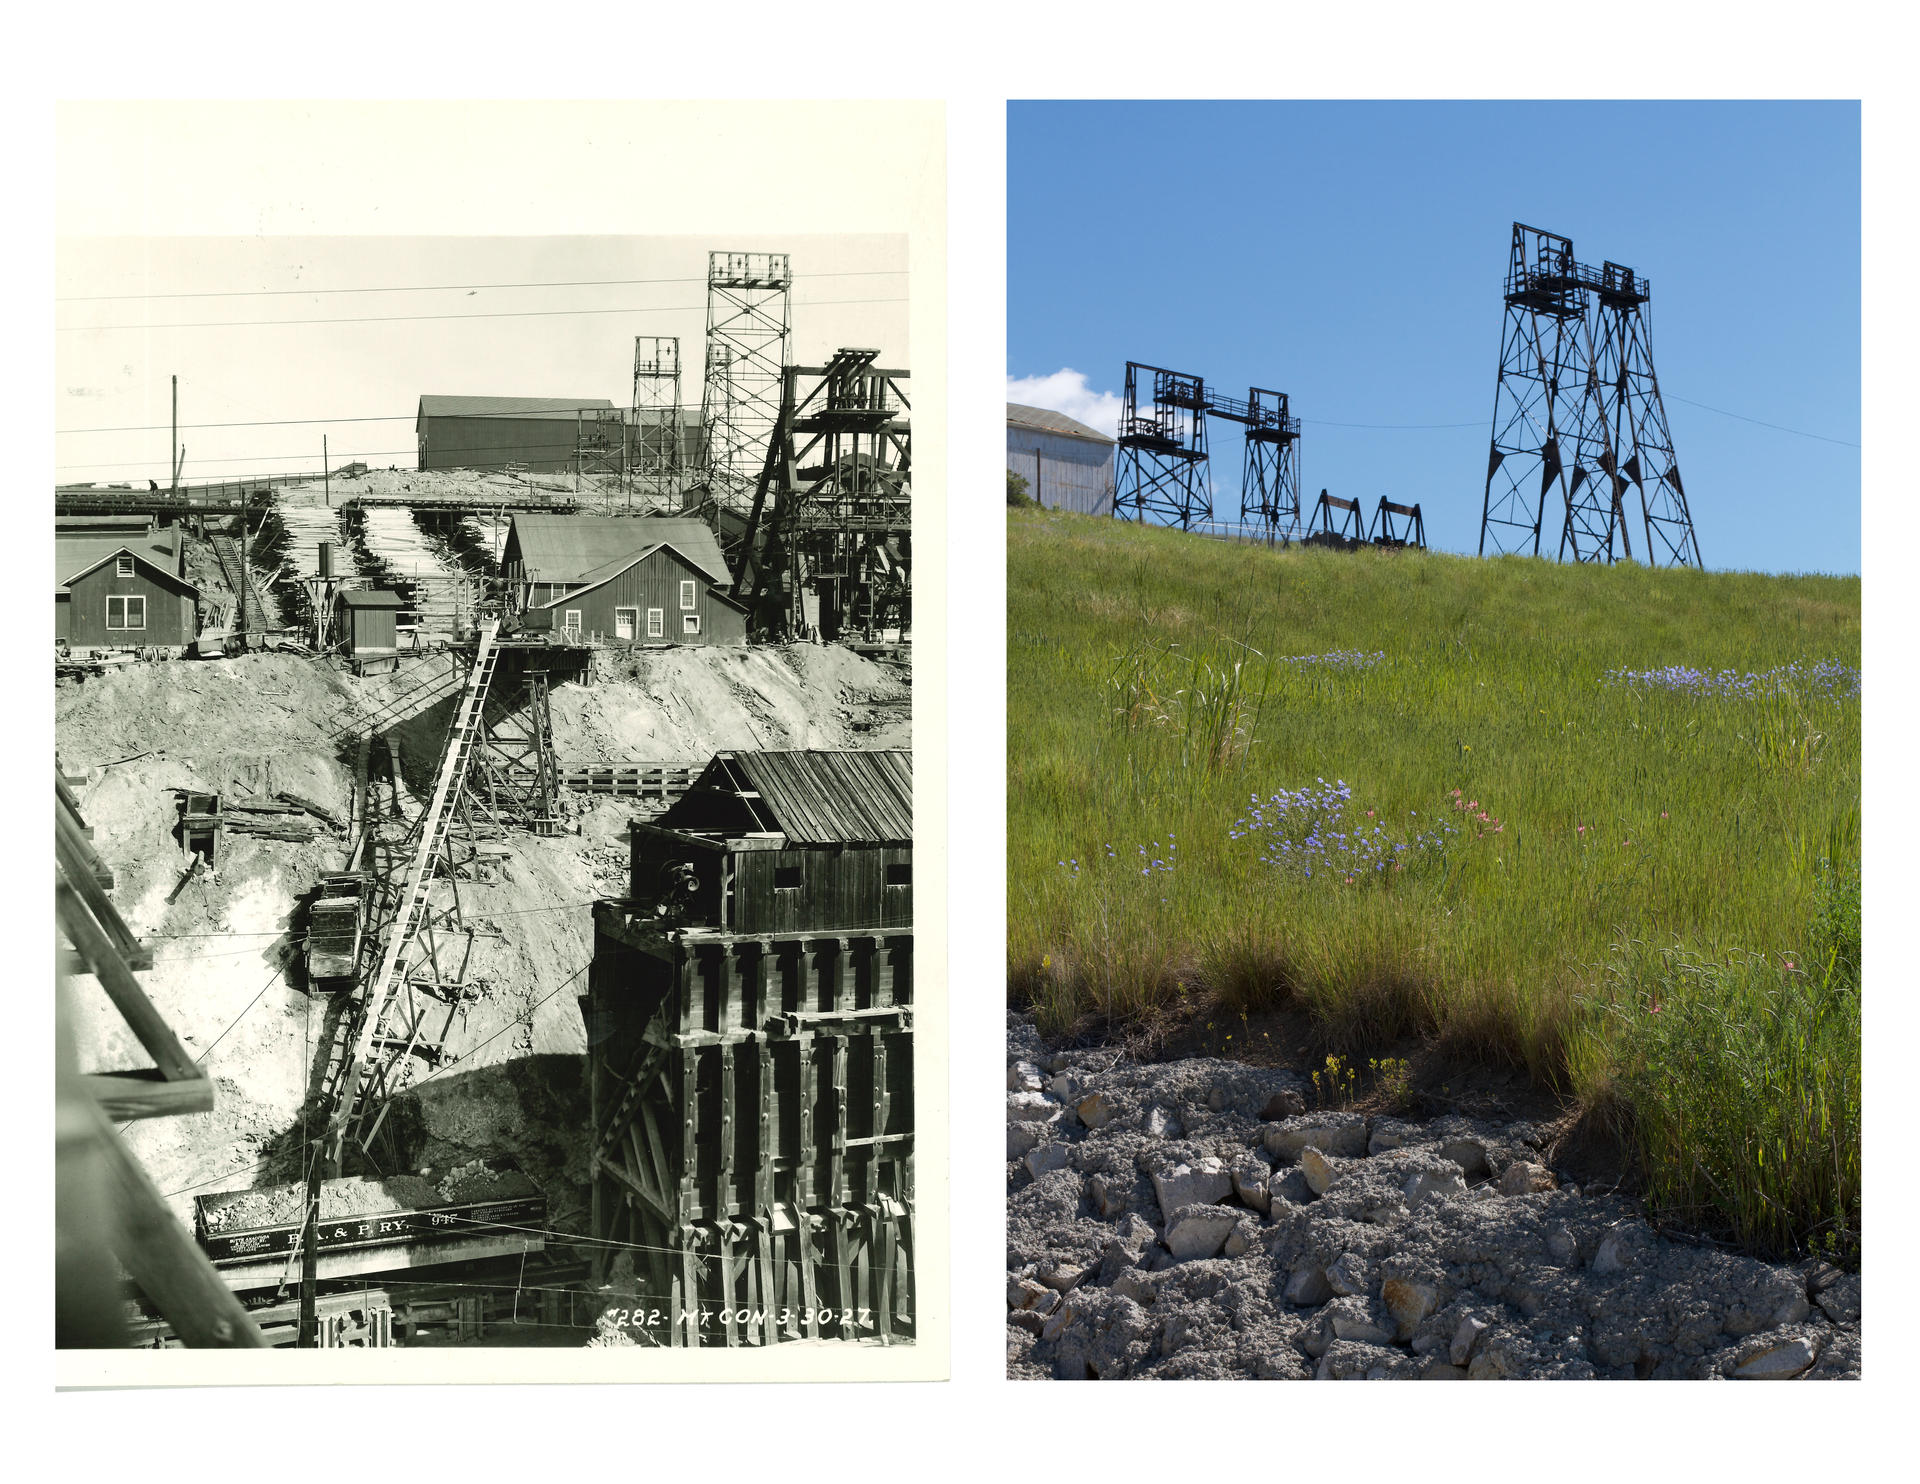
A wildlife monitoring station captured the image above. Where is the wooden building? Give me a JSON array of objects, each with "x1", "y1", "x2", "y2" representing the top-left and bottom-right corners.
[
  {"x1": 55, "y1": 520, "x2": 197, "y2": 649},
  {"x1": 586, "y1": 749, "x2": 913, "y2": 1346},
  {"x1": 1007, "y1": 402, "x2": 1116, "y2": 515},
  {"x1": 504, "y1": 514, "x2": 745, "y2": 646},
  {"x1": 335, "y1": 589, "x2": 407, "y2": 671}
]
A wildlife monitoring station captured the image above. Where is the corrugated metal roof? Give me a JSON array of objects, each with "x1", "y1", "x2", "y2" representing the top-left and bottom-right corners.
[
  {"x1": 509, "y1": 513, "x2": 730, "y2": 587},
  {"x1": 729, "y1": 750, "x2": 912, "y2": 845},
  {"x1": 660, "y1": 750, "x2": 912, "y2": 845},
  {"x1": 55, "y1": 529, "x2": 180, "y2": 590},
  {"x1": 1007, "y1": 402, "x2": 1114, "y2": 444},
  {"x1": 419, "y1": 395, "x2": 616, "y2": 421}
]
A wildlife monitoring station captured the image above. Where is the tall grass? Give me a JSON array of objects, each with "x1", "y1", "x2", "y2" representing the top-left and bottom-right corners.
[{"x1": 1008, "y1": 509, "x2": 1861, "y2": 1256}]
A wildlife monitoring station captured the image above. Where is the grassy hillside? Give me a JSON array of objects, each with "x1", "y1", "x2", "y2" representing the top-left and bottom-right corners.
[{"x1": 1008, "y1": 508, "x2": 1860, "y2": 1259}]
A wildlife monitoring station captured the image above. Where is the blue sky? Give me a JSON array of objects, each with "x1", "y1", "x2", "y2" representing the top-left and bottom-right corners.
[{"x1": 1008, "y1": 101, "x2": 1860, "y2": 576}]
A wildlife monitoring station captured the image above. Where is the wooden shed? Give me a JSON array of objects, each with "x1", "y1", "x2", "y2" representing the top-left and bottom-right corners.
[
  {"x1": 56, "y1": 529, "x2": 198, "y2": 650},
  {"x1": 335, "y1": 589, "x2": 407, "y2": 670},
  {"x1": 586, "y1": 748, "x2": 913, "y2": 1347}
]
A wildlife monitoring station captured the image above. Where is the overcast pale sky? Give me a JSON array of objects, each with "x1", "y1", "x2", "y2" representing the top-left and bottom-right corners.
[{"x1": 56, "y1": 234, "x2": 908, "y2": 485}]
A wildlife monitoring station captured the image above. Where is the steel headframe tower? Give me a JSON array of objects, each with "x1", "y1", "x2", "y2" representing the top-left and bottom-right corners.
[
  {"x1": 1114, "y1": 362, "x2": 1211, "y2": 528},
  {"x1": 1479, "y1": 224, "x2": 1700, "y2": 566},
  {"x1": 1592, "y1": 261, "x2": 1701, "y2": 566},
  {"x1": 1480, "y1": 224, "x2": 1590, "y2": 558},
  {"x1": 1215, "y1": 386, "x2": 1302, "y2": 539},
  {"x1": 631, "y1": 335, "x2": 682, "y2": 511},
  {"x1": 700, "y1": 251, "x2": 793, "y2": 513}
]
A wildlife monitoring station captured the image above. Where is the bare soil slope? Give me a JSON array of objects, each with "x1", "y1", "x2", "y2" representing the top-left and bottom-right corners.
[{"x1": 59, "y1": 642, "x2": 909, "y2": 1248}]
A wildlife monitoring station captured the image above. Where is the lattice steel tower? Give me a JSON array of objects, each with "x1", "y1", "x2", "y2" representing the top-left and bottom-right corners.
[
  {"x1": 1479, "y1": 223, "x2": 1699, "y2": 566},
  {"x1": 1217, "y1": 386, "x2": 1302, "y2": 538},
  {"x1": 700, "y1": 251, "x2": 792, "y2": 512},
  {"x1": 1592, "y1": 260, "x2": 1700, "y2": 566},
  {"x1": 1114, "y1": 362, "x2": 1211, "y2": 528},
  {"x1": 1480, "y1": 224, "x2": 1589, "y2": 558},
  {"x1": 631, "y1": 335, "x2": 682, "y2": 510}
]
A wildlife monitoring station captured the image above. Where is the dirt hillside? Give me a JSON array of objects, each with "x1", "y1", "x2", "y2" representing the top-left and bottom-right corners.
[{"x1": 58, "y1": 641, "x2": 910, "y2": 1249}]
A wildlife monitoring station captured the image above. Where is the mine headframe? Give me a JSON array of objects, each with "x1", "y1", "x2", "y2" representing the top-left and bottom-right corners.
[
  {"x1": 1114, "y1": 365, "x2": 1304, "y2": 538},
  {"x1": 1301, "y1": 489, "x2": 1364, "y2": 550},
  {"x1": 1204, "y1": 385, "x2": 1303, "y2": 541},
  {"x1": 1480, "y1": 223, "x2": 1700, "y2": 567},
  {"x1": 1368, "y1": 496, "x2": 1427, "y2": 551},
  {"x1": 731, "y1": 349, "x2": 912, "y2": 643},
  {"x1": 1114, "y1": 362, "x2": 1211, "y2": 529}
]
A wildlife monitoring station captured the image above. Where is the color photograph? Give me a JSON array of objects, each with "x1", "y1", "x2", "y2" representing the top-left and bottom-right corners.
[{"x1": 1005, "y1": 100, "x2": 1861, "y2": 1381}]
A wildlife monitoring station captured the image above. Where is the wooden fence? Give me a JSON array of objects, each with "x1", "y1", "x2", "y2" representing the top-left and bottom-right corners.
[{"x1": 559, "y1": 763, "x2": 695, "y2": 802}]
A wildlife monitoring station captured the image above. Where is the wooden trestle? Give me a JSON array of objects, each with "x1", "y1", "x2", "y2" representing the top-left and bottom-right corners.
[{"x1": 587, "y1": 903, "x2": 913, "y2": 1346}]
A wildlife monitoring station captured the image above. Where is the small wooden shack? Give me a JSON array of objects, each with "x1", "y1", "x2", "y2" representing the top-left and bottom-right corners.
[
  {"x1": 335, "y1": 589, "x2": 407, "y2": 672},
  {"x1": 586, "y1": 748, "x2": 913, "y2": 1347}
]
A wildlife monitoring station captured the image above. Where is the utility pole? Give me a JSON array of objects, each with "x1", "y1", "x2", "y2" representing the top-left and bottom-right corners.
[
  {"x1": 297, "y1": 1138, "x2": 322, "y2": 1346},
  {"x1": 324, "y1": 435, "x2": 331, "y2": 508},
  {"x1": 238, "y1": 488, "x2": 249, "y2": 640},
  {"x1": 170, "y1": 376, "x2": 178, "y2": 495}
]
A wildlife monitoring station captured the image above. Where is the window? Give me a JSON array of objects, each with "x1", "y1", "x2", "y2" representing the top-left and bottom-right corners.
[
  {"x1": 115, "y1": 554, "x2": 135, "y2": 577},
  {"x1": 563, "y1": 609, "x2": 582, "y2": 635},
  {"x1": 107, "y1": 595, "x2": 146, "y2": 630},
  {"x1": 679, "y1": 579, "x2": 697, "y2": 610},
  {"x1": 885, "y1": 862, "x2": 911, "y2": 887},
  {"x1": 683, "y1": 613, "x2": 700, "y2": 636},
  {"x1": 646, "y1": 608, "x2": 664, "y2": 639},
  {"x1": 774, "y1": 865, "x2": 803, "y2": 891}
]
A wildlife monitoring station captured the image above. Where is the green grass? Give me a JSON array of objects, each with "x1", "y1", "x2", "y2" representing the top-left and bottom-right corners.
[{"x1": 1008, "y1": 508, "x2": 1860, "y2": 1258}]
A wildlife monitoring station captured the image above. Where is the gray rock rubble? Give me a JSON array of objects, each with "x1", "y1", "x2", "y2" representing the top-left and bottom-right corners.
[{"x1": 1005, "y1": 1011, "x2": 1860, "y2": 1380}]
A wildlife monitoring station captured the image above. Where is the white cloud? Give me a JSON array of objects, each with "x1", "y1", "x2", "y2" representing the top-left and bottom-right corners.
[{"x1": 1006, "y1": 368, "x2": 1123, "y2": 439}]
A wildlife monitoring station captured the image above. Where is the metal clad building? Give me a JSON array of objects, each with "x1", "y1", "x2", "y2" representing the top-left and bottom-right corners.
[
  {"x1": 417, "y1": 395, "x2": 618, "y2": 472},
  {"x1": 1006, "y1": 402, "x2": 1115, "y2": 515}
]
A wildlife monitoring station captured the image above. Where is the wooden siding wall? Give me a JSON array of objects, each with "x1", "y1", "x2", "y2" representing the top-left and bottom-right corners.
[
  {"x1": 343, "y1": 605, "x2": 398, "y2": 654},
  {"x1": 521, "y1": 547, "x2": 746, "y2": 646},
  {"x1": 733, "y1": 846, "x2": 912, "y2": 935},
  {"x1": 60, "y1": 565, "x2": 195, "y2": 646},
  {"x1": 630, "y1": 835, "x2": 911, "y2": 936},
  {"x1": 1007, "y1": 427, "x2": 1116, "y2": 516}
]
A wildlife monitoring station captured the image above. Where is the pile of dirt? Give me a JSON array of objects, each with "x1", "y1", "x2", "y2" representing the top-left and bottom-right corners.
[
  {"x1": 550, "y1": 643, "x2": 911, "y2": 762},
  {"x1": 1006, "y1": 1013, "x2": 1861, "y2": 1380}
]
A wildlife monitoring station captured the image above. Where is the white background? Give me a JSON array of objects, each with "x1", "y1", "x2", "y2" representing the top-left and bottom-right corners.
[{"x1": 7, "y1": 0, "x2": 1916, "y2": 1472}]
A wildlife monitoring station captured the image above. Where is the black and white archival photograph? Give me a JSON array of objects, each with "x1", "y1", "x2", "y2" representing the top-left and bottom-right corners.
[{"x1": 49, "y1": 101, "x2": 945, "y2": 1378}]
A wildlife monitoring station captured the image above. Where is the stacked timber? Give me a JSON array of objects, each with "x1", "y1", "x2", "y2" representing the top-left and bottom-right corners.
[{"x1": 356, "y1": 508, "x2": 484, "y2": 643}]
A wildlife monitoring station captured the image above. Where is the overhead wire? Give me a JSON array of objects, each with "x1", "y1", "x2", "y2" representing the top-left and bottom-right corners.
[
  {"x1": 57, "y1": 268, "x2": 904, "y2": 304},
  {"x1": 57, "y1": 294, "x2": 907, "y2": 335}
]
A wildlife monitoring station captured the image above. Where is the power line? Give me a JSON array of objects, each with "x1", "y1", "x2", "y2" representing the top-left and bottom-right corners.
[
  {"x1": 57, "y1": 269, "x2": 904, "y2": 305},
  {"x1": 1664, "y1": 394, "x2": 1860, "y2": 449},
  {"x1": 57, "y1": 294, "x2": 906, "y2": 335},
  {"x1": 1301, "y1": 416, "x2": 1484, "y2": 430},
  {"x1": 62, "y1": 404, "x2": 676, "y2": 437}
]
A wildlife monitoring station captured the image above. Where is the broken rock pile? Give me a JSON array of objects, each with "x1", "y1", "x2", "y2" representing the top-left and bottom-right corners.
[{"x1": 1006, "y1": 1012, "x2": 1860, "y2": 1380}]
